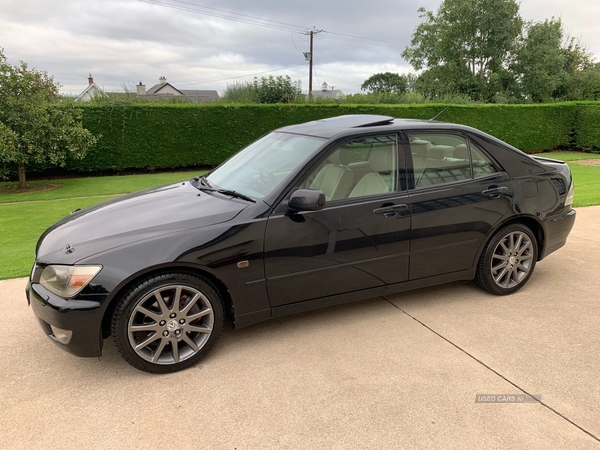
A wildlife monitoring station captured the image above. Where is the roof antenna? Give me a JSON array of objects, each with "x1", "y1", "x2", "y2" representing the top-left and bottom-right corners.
[{"x1": 429, "y1": 105, "x2": 452, "y2": 121}]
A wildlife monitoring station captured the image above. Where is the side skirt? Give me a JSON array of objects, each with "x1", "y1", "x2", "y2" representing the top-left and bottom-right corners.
[{"x1": 233, "y1": 268, "x2": 475, "y2": 329}]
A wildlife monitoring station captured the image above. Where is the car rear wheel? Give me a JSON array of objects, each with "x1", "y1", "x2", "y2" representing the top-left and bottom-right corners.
[
  {"x1": 111, "y1": 271, "x2": 224, "y2": 373},
  {"x1": 475, "y1": 224, "x2": 538, "y2": 295}
]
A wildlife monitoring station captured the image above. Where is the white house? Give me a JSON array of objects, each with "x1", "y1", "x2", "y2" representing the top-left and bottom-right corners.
[
  {"x1": 75, "y1": 74, "x2": 107, "y2": 102},
  {"x1": 311, "y1": 82, "x2": 344, "y2": 99}
]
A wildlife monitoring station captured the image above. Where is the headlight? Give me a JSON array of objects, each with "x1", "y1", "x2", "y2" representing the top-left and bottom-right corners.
[{"x1": 40, "y1": 265, "x2": 102, "y2": 298}]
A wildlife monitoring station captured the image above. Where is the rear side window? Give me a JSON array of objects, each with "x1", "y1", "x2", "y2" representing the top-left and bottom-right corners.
[
  {"x1": 470, "y1": 142, "x2": 499, "y2": 177},
  {"x1": 408, "y1": 133, "x2": 499, "y2": 188}
]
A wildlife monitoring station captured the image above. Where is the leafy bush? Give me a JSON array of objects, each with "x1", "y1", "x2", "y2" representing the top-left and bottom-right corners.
[{"x1": 221, "y1": 76, "x2": 302, "y2": 104}]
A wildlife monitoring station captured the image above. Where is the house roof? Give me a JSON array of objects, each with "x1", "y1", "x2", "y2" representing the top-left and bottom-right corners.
[
  {"x1": 146, "y1": 82, "x2": 184, "y2": 96},
  {"x1": 144, "y1": 82, "x2": 219, "y2": 102},
  {"x1": 75, "y1": 83, "x2": 106, "y2": 102},
  {"x1": 180, "y1": 90, "x2": 220, "y2": 102}
]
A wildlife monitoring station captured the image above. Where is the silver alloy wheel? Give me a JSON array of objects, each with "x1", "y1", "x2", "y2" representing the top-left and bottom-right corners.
[
  {"x1": 127, "y1": 284, "x2": 214, "y2": 365},
  {"x1": 490, "y1": 231, "x2": 534, "y2": 289}
]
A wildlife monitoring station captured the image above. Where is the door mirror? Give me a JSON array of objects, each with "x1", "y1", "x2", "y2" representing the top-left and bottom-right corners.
[{"x1": 289, "y1": 189, "x2": 326, "y2": 212}]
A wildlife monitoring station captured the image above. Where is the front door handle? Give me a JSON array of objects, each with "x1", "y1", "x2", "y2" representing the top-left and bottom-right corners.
[
  {"x1": 373, "y1": 203, "x2": 408, "y2": 215},
  {"x1": 482, "y1": 186, "x2": 509, "y2": 198}
]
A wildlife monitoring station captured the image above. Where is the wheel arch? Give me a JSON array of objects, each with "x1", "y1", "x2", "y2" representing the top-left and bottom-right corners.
[
  {"x1": 100, "y1": 263, "x2": 234, "y2": 340},
  {"x1": 482, "y1": 215, "x2": 546, "y2": 264},
  {"x1": 499, "y1": 216, "x2": 545, "y2": 261}
]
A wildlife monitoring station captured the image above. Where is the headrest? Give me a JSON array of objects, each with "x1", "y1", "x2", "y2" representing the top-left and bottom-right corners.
[
  {"x1": 369, "y1": 146, "x2": 394, "y2": 172},
  {"x1": 453, "y1": 144, "x2": 469, "y2": 159},
  {"x1": 327, "y1": 149, "x2": 353, "y2": 165},
  {"x1": 428, "y1": 146, "x2": 450, "y2": 160},
  {"x1": 411, "y1": 140, "x2": 432, "y2": 157}
]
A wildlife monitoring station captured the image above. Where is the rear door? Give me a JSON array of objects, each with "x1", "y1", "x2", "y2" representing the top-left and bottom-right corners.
[{"x1": 405, "y1": 131, "x2": 512, "y2": 280}]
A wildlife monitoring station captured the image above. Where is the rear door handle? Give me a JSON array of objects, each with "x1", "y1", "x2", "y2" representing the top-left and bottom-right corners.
[{"x1": 482, "y1": 186, "x2": 509, "y2": 197}]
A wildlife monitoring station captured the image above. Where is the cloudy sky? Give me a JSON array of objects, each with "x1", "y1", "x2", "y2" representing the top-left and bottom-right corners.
[{"x1": 1, "y1": 0, "x2": 599, "y2": 96}]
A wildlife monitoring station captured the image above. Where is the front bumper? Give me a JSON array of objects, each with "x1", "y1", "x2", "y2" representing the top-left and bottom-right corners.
[{"x1": 26, "y1": 281, "x2": 105, "y2": 357}]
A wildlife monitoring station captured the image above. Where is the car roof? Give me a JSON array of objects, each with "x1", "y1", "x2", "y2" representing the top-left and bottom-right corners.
[{"x1": 276, "y1": 114, "x2": 479, "y2": 139}]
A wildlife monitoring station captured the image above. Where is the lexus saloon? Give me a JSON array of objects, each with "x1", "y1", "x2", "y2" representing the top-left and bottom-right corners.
[{"x1": 26, "y1": 115, "x2": 576, "y2": 373}]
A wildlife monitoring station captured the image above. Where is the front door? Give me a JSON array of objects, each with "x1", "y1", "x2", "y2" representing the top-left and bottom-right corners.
[{"x1": 264, "y1": 134, "x2": 411, "y2": 307}]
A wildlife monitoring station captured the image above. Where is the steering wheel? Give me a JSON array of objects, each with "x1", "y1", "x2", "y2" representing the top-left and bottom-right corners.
[{"x1": 258, "y1": 165, "x2": 278, "y2": 188}]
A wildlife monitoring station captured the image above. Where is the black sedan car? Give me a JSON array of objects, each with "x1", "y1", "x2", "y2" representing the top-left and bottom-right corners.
[{"x1": 27, "y1": 115, "x2": 576, "y2": 373}]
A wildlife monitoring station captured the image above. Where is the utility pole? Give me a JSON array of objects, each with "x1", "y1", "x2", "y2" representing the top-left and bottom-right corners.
[
  {"x1": 303, "y1": 28, "x2": 323, "y2": 99},
  {"x1": 309, "y1": 30, "x2": 314, "y2": 98}
]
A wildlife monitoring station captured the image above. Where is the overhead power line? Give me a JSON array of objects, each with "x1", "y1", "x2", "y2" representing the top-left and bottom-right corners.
[
  {"x1": 139, "y1": 0, "x2": 305, "y2": 33},
  {"x1": 138, "y1": 0, "x2": 405, "y2": 50},
  {"x1": 177, "y1": 63, "x2": 307, "y2": 86}
]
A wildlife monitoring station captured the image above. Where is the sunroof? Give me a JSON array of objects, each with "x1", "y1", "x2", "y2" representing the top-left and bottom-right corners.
[{"x1": 316, "y1": 114, "x2": 395, "y2": 128}]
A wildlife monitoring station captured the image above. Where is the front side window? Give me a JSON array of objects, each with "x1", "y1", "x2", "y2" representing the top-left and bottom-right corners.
[
  {"x1": 408, "y1": 133, "x2": 499, "y2": 188},
  {"x1": 301, "y1": 135, "x2": 398, "y2": 201},
  {"x1": 207, "y1": 132, "x2": 325, "y2": 199}
]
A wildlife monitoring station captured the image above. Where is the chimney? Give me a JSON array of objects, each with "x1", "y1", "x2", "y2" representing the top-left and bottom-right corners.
[
  {"x1": 88, "y1": 73, "x2": 94, "y2": 85},
  {"x1": 137, "y1": 81, "x2": 146, "y2": 96},
  {"x1": 322, "y1": 82, "x2": 328, "y2": 92},
  {"x1": 159, "y1": 76, "x2": 167, "y2": 84}
]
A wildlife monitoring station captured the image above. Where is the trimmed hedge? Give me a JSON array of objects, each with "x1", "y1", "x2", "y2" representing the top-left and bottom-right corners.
[
  {"x1": 573, "y1": 103, "x2": 600, "y2": 153},
  {"x1": 34, "y1": 102, "x2": 600, "y2": 174}
]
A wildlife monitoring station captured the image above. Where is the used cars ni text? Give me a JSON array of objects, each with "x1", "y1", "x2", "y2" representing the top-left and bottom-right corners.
[{"x1": 26, "y1": 115, "x2": 576, "y2": 373}]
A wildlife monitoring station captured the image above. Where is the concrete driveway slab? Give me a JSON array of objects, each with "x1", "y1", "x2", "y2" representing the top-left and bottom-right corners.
[
  {"x1": 0, "y1": 208, "x2": 598, "y2": 449},
  {"x1": 386, "y1": 206, "x2": 600, "y2": 442}
]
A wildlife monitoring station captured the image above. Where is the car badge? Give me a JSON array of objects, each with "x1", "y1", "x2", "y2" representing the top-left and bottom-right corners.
[{"x1": 64, "y1": 244, "x2": 75, "y2": 254}]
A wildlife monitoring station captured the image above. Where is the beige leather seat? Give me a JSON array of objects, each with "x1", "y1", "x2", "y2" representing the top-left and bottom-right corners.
[
  {"x1": 349, "y1": 146, "x2": 395, "y2": 197},
  {"x1": 452, "y1": 143, "x2": 469, "y2": 160},
  {"x1": 410, "y1": 140, "x2": 432, "y2": 187},
  {"x1": 310, "y1": 150, "x2": 354, "y2": 201}
]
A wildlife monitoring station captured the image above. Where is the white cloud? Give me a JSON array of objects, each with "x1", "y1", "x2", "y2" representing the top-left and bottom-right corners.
[{"x1": 1, "y1": 0, "x2": 598, "y2": 96}]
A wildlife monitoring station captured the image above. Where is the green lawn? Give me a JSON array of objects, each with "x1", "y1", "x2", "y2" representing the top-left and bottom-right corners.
[
  {"x1": 0, "y1": 197, "x2": 114, "y2": 279},
  {"x1": 536, "y1": 151, "x2": 600, "y2": 161},
  {"x1": 0, "y1": 170, "x2": 200, "y2": 203},
  {"x1": 535, "y1": 152, "x2": 600, "y2": 207},
  {"x1": 0, "y1": 153, "x2": 598, "y2": 280},
  {"x1": 0, "y1": 171, "x2": 204, "y2": 280}
]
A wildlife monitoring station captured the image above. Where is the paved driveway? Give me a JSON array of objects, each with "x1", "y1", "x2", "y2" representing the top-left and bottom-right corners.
[{"x1": 1, "y1": 207, "x2": 599, "y2": 449}]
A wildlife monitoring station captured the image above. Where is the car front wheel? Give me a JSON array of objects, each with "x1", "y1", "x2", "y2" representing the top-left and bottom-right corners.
[
  {"x1": 111, "y1": 271, "x2": 224, "y2": 373},
  {"x1": 475, "y1": 224, "x2": 538, "y2": 295}
]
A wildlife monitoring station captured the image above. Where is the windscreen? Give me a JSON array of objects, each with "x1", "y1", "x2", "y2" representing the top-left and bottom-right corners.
[{"x1": 207, "y1": 132, "x2": 325, "y2": 199}]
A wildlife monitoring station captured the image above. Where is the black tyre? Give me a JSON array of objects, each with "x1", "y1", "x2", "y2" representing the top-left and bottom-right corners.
[
  {"x1": 475, "y1": 224, "x2": 538, "y2": 295},
  {"x1": 111, "y1": 271, "x2": 224, "y2": 373}
]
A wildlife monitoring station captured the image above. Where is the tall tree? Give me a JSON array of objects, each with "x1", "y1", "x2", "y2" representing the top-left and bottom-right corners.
[
  {"x1": 511, "y1": 19, "x2": 600, "y2": 102},
  {"x1": 557, "y1": 38, "x2": 600, "y2": 101},
  {"x1": 361, "y1": 72, "x2": 411, "y2": 94},
  {"x1": 512, "y1": 19, "x2": 565, "y2": 102},
  {"x1": 0, "y1": 49, "x2": 98, "y2": 187},
  {"x1": 402, "y1": 0, "x2": 523, "y2": 101}
]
